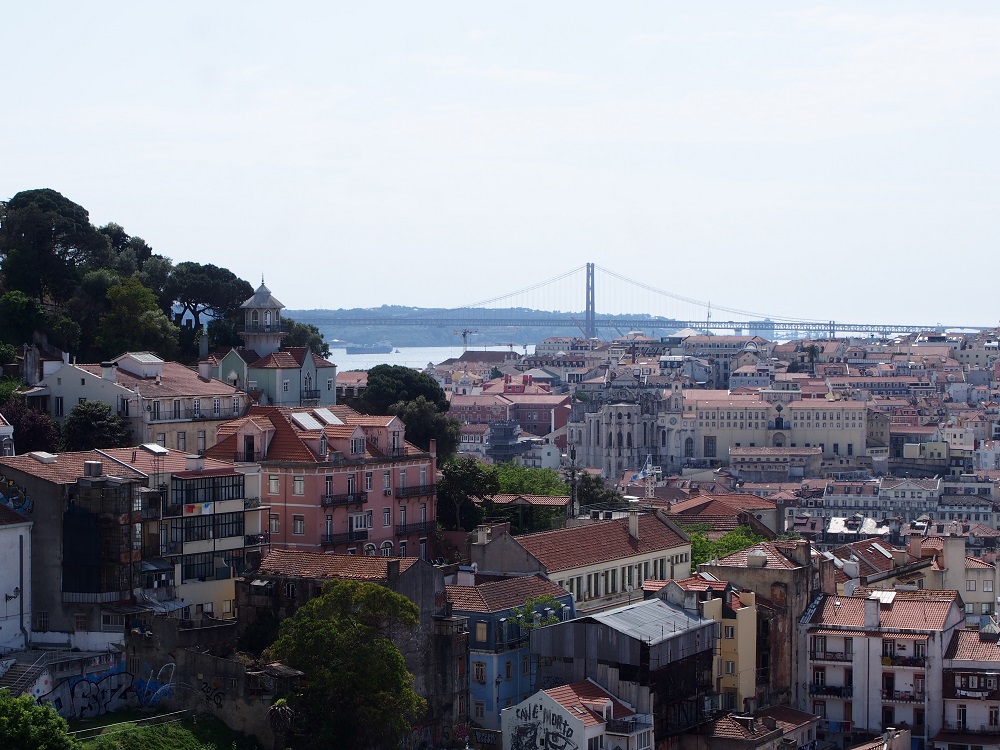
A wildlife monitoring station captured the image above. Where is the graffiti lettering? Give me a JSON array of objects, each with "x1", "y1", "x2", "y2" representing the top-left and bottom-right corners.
[
  {"x1": 200, "y1": 679, "x2": 225, "y2": 707},
  {"x1": 510, "y1": 700, "x2": 578, "y2": 750}
]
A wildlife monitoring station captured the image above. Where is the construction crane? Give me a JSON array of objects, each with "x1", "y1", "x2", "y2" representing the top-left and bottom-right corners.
[
  {"x1": 452, "y1": 328, "x2": 478, "y2": 352},
  {"x1": 628, "y1": 455, "x2": 662, "y2": 499}
]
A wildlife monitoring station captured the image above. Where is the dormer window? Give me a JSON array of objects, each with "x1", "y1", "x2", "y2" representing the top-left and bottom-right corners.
[{"x1": 320, "y1": 435, "x2": 328, "y2": 456}]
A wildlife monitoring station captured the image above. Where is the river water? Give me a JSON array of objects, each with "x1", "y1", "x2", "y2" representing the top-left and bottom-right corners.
[{"x1": 328, "y1": 344, "x2": 536, "y2": 372}]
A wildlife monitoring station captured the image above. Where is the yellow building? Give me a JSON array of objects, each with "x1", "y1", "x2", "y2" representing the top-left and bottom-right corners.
[{"x1": 657, "y1": 575, "x2": 760, "y2": 712}]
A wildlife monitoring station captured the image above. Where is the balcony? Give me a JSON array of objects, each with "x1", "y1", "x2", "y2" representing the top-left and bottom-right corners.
[
  {"x1": 941, "y1": 721, "x2": 1000, "y2": 735},
  {"x1": 141, "y1": 506, "x2": 161, "y2": 520},
  {"x1": 321, "y1": 492, "x2": 368, "y2": 508},
  {"x1": 301, "y1": 389, "x2": 321, "y2": 402},
  {"x1": 881, "y1": 654, "x2": 926, "y2": 668},
  {"x1": 245, "y1": 533, "x2": 270, "y2": 546},
  {"x1": 396, "y1": 521, "x2": 435, "y2": 536},
  {"x1": 163, "y1": 503, "x2": 183, "y2": 518},
  {"x1": 810, "y1": 651, "x2": 852, "y2": 663},
  {"x1": 607, "y1": 716, "x2": 653, "y2": 736},
  {"x1": 809, "y1": 684, "x2": 852, "y2": 698},
  {"x1": 322, "y1": 530, "x2": 369, "y2": 546},
  {"x1": 397, "y1": 484, "x2": 437, "y2": 499},
  {"x1": 234, "y1": 451, "x2": 262, "y2": 463},
  {"x1": 244, "y1": 497, "x2": 264, "y2": 510},
  {"x1": 881, "y1": 690, "x2": 924, "y2": 703},
  {"x1": 147, "y1": 408, "x2": 243, "y2": 423},
  {"x1": 237, "y1": 323, "x2": 291, "y2": 335}
]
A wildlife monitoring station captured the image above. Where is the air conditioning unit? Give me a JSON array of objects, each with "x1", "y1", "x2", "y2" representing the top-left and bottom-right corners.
[{"x1": 384, "y1": 489, "x2": 393, "y2": 497}]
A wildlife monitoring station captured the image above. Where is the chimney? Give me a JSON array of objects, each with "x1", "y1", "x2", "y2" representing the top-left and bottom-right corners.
[
  {"x1": 185, "y1": 454, "x2": 205, "y2": 471},
  {"x1": 864, "y1": 597, "x2": 880, "y2": 629},
  {"x1": 628, "y1": 509, "x2": 640, "y2": 541},
  {"x1": 198, "y1": 361, "x2": 212, "y2": 380},
  {"x1": 100, "y1": 362, "x2": 117, "y2": 381},
  {"x1": 429, "y1": 438, "x2": 437, "y2": 458},
  {"x1": 386, "y1": 558, "x2": 400, "y2": 590}
]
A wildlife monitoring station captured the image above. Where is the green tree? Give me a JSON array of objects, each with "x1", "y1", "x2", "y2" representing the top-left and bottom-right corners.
[
  {"x1": 0, "y1": 291, "x2": 44, "y2": 346},
  {"x1": 96, "y1": 277, "x2": 179, "y2": 358},
  {"x1": 267, "y1": 580, "x2": 426, "y2": 750},
  {"x1": 1, "y1": 401, "x2": 61, "y2": 454},
  {"x1": 494, "y1": 463, "x2": 567, "y2": 496},
  {"x1": 510, "y1": 595, "x2": 563, "y2": 630},
  {"x1": 0, "y1": 188, "x2": 109, "y2": 303},
  {"x1": 437, "y1": 456, "x2": 499, "y2": 531},
  {"x1": 62, "y1": 401, "x2": 134, "y2": 451},
  {"x1": 390, "y1": 395, "x2": 460, "y2": 459},
  {"x1": 267, "y1": 698, "x2": 295, "y2": 750},
  {"x1": 282, "y1": 316, "x2": 330, "y2": 358},
  {"x1": 686, "y1": 526, "x2": 767, "y2": 567},
  {"x1": 575, "y1": 472, "x2": 625, "y2": 507},
  {"x1": 0, "y1": 344, "x2": 16, "y2": 367},
  {"x1": 163, "y1": 261, "x2": 253, "y2": 331},
  {"x1": 0, "y1": 688, "x2": 79, "y2": 750},
  {"x1": 361, "y1": 364, "x2": 448, "y2": 414}
]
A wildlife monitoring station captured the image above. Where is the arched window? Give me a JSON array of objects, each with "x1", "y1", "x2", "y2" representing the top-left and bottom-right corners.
[
  {"x1": 608, "y1": 432, "x2": 613, "y2": 447},
  {"x1": 617, "y1": 431, "x2": 623, "y2": 447},
  {"x1": 684, "y1": 437, "x2": 694, "y2": 458},
  {"x1": 264, "y1": 310, "x2": 272, "y2": 327},
  {"x1": 626, "y1": 432, "x2": 632, "y2": 448},
  {"x1": 661, "y1": 429, "x2": 667, "y2": 447},
  {"x1": 381, "y1": 541, "x2": 394, "y2": 557},
  {"x1": 251, "y1": 310, "x2": 259, "y2": 327},
  {"x1": 364, "y1": 543, "x2": 377, "y2": 556}
]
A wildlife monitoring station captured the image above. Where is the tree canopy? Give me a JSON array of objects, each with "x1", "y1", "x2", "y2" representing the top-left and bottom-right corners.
[
  {"x1": 61, "y1": 401, "x2": 134, "y2": 451},
  {"x1": 575, "y1": 472, "x2": 625, "y2": 508},
  {"x1": 686, "y1": 526, "x2": 768, "y2": 567},
  {"x1": 164, "y1": 261, "x2": 253, "y2": 331},
  {"x1": 1, "y1": 401, "x2": 60, "y2": 454},
  {"x1": 390, "y1": 395, "x2": 460, "y2": 458},
  {"x1": 282, "y1": 316, "x2": 330, "y2": 358},
  {"x1": 494, "y1": 463, "x2": 567, "y2": 496},
  {"x1": 0, "y1": 688, "x2": 79, "y2": 750},
  {"x1": 437, "y1": 456, "x2": 500, "y2": 531},
  {"x1": 361, "y1": 364, "x2": 449, "y2": 414},
  {"x1": 267, "y1": 580, "x2": 426, "y2": 750},
  {"x1": 96, "y1": 277, "x2": 178, "y2": 358}
]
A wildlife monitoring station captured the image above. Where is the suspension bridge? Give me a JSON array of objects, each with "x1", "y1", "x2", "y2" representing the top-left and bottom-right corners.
[{"x1": 292, "y1": 263, "x2": 986, "y2": 340}]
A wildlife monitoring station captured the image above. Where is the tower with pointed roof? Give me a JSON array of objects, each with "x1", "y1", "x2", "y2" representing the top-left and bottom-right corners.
[{"x1": 239, "y1": 280, "x2": 288, "y2": 357}]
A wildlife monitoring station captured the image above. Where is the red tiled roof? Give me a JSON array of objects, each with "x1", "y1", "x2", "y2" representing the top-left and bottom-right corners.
[
  {"x1": 807, "y1": 594, "x2": 956, "y2": 631},
  {"x1": 543, "y1": 680, "x2": 635, "y2": 728},
  {"x1": 945, "y1": 628, "x2": 1000, "y2": 661},
  {"x1": 446, "y1": 575, "x2": 568, "y2": 613},
  {"x1": 0, "y1": 450, "x2": 146, "y2": 485},
  {"x1": 484, "y1": 493, "x2": 571, "y2": 508},
  {"x1": 257, "y1": 549, "x2": 420, "y2": 580},
  {"x1": 756, "y1": 705, "x2": 819, "y2": 733},
  {"x1": 515, "y1": 513, "x2": 688, "y2": 573},
  {"x1": 709, "y1": 542, "x2": 801, "y2": 570},
  {"x1": 77, "y1": 361, "x2": 243, "y2": 398},
  {"x1": 0, "y1": 505, "x2": 30, "y2": 526},
  {"x1": 699, "y1": 714, "x2": 778, "y2": 740},
  {"x1": 666, "y1": 575, "x2": 732, "y2": 592}
]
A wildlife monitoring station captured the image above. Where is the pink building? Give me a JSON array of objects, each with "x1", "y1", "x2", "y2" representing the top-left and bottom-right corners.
[{"x1": 207, "y1": 405, "x2": 437, "y2": 559}]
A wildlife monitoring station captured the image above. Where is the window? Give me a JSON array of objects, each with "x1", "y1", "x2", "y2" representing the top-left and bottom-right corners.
[
  {"x1": 101, "y1": 613, "x2": 125, "y2": 631},
  {"x1": 285, "y1": 582, "x2": 296, "y2": 599},
  {"x1": 474, "y1": 702, "x2": 485, "y2": 719},
  {"x1": 523, "y1": 655, "x2": 530, "y2": 676},
  {"x1": 54, "y1": 397, "x2": 64, "y2": 417},
  {"x1": 704, "y1": 436, "x2": 717, "y2": 458},
  {"x1": 293, "y1": 476, "x2": 304, "y2": 495},
  {"x1": 380, "y1": 541, "x2": 393, "y2": 557},
  {"x1": 383, "y1": 508, "x2": 391, "y2": 527},
  {"x1": 399, "y1": 541, "x2": 406, "y2": 557},
  {"x1": 505, "y1": 660, "x2": 513, "y2": 680},
  {"x1": 282, "y1": 380, "x2": 289, "y2": 392},
  {"x1": 156, "y1": 432, "x2": 166, "y2": 447},
  {"x1": 269, "y1": 476, "x2": 280, "y2": 495},
  {"x1": 990, "y1": 706, "x2": 999, "y2": 727},
  {"x1": 351, "y1": 437, "x2": 364, "y2": 455},
  {"x1": 177, "y1": 432, "x2": 186, "y2": 451},
  {"x1": 724, "y1": 626, "x2": 735, "y2": 639},
  {"x1": 293, "y1": 515, "x2": 304, "y2": 535},
  {"x1": 74, "y1": 613, "x2": 87, "y2": 631},
  {"x1": 269, "y1": 514, "x2": 280, "y2": 533},
  {"x1": 986, "y1": 580, "x2": 994, "y2": 593},
  {"x1": 473, "y1": 661, "x2": 486, "y2": 684},
  {"x1": 475, "y1": 622, "x2": 487, "y2": 643},
  {"x1": 197, "y1": 430, "x2": 206, "y2": 452},
  {"x1": 193, "y1": 399, "x2": 201, "y2": 417},
  {"x1": 36, "y1": 611, "x2": 49, "y2": 631},
  {"x1": 725, "y1": 661, "x2": 735, "y2": 675},
  {"x1": 968, "y1": 580, "x2": 977, "y2": 591},
  {"x1": 365, "y1": 472, "x2": 373, "y2": 491},
  {"x1": 327, "y1": 378, "x2": 334, "y2": 391}
]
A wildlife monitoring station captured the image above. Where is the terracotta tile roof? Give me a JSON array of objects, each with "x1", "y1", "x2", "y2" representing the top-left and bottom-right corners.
[
  {"x1": 806, "y1": 593, "x2": 956, "y2": 631},
  {"x1": 0, "y1": 450, "x2": 146, "y2": 485},
  {"x1": 515, "y1": 513, "x2": 688, "y2": 574},
  {"x1": 710, "y1": 542, "x2": 801, "y2": 570},
  {"x1": 0, "y1": 505, "x2": 30, "y2": 526},
  {"x1": 542, "y1": 680, "x2": 635, "y2": 728},
  {"x1": 671, "y1": 493, "x2": 776, "y2": 513},
  {"x1": 99, "y1": 447, "x2": 234, "y2": 476},
  {"x1": 484, "y1": 493, "x2": 571, "y2": 508},
  {"x1": 257, "y1": 549, "x2": 420, "y2": 580},
  {"x1": 446, "y1": 574, "x2": 568, "y2": 613},
  {"x1": 756, "y1": 705, "x2": 819, "y2": 733},
  {"x1": 945, "y1": 628, "x2": 1000, "y2": 661},
  {"x1": 966, "y1": 556, "x2": 994, "y2": 569},
  {"x1": 829, "y1": 539, "x2": 913, "y2": 575},
  {"x1": 336, "y1": 371, "x2": 369, "y2": 386},
  {"x1": 666, "y1": 575, "x2": 732, "y2": 592},
  {"x1": 77, "y1": 361, "x2": 244, "y2": 398},
  {"x1": 699, "y1": 714, "x2": 779, "y2": 741}
]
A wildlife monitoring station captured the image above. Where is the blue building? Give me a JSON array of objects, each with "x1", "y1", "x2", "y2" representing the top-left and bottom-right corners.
[{"x1": 446, "y1": 572, "x2": 575, "y2": 730}]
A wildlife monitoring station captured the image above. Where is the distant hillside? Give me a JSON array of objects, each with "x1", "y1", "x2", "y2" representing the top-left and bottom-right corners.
[{"x1": 285, "y1": 306, "x2": 679, "y2": 347}]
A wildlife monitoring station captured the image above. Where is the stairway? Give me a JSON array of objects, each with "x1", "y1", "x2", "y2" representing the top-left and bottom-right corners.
[{"x1": 0, "y1": 661, "x2": 45, "y2": 695}]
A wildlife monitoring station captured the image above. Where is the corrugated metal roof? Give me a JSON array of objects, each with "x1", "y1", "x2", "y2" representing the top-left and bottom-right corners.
[{"x1": 586, "y1": 598, "x2": 710, "y2": 645}]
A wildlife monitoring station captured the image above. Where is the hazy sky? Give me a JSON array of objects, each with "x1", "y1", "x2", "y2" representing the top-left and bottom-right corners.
[{"x1": 3, "y1": 2, "x2": 999, "y2": 326}]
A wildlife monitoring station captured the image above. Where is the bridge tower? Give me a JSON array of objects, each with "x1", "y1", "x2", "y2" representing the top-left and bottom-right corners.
[{"x1": 585, "y1": 262, "x2": 595, "y2": 339}]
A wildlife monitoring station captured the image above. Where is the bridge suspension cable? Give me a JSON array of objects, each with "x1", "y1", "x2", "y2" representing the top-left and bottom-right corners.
[
  {"x1": 456, "y1": 264, "x2": 587, "y2": 310},
  {"x1": 594, "y1": 265, "x2": 828, "y2": 324}
]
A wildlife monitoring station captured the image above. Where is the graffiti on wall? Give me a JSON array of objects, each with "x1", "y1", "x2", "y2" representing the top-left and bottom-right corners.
[
  {"x1": 0, "y1": 474, "x2": 31, "y2": 513},
  {"x1": 510, "y1": 701, "x2": 579, "y2": 750},
  {"x1": 36, "y1": 660, "x2": 176, "y2": 720}
]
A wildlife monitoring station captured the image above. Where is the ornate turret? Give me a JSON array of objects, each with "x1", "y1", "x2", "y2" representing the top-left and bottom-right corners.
[{"x1": 238, "y1": 279, "x2": 289, "y2": 357}]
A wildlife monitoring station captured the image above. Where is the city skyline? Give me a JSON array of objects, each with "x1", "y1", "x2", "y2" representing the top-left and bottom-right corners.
[{"x1": 3, "y1": 2, "x2": 999, "y2": 323}]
